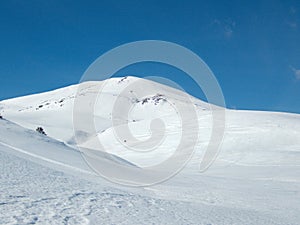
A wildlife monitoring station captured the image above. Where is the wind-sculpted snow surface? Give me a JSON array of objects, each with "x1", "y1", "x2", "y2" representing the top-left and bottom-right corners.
[
  {"x1": 1, "y1": 77, "x2": 300, "y2": 224},
  {"x1": 2, "y1": 146, "x2": 296, "y2": 225}
]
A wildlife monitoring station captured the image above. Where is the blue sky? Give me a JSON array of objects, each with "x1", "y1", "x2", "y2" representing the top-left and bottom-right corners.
[{"x1": 0, "y1": 0, "x2": 300, "y2": 113}]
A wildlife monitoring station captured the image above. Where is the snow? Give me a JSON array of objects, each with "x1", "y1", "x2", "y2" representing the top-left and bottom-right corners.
[{"x1": 1, "y1": 76, "x2": 300, "y2": 224}]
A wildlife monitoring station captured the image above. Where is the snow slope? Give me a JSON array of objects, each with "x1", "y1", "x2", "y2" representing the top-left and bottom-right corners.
[
  {"x1": 1, "y1": 117, "x2": 299, "y2": 224},
  {"x1": 1, "y1": 76, "x2": 300, "y2": 224}
]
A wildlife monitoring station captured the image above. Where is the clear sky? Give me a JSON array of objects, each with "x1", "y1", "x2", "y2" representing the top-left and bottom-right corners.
[{"x1": 1, "y1": 0, "x2": 300, "y2": 113}]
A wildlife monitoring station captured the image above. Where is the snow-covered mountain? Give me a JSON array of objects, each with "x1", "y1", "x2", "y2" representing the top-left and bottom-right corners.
[
  {"x1": 1, "y1": 76, "x2": 299, "y2": 168},
  {"x1": 1, "y1": 76, "x2": 300, "y2": 224},
  {"x1": 0, "y1": 76, "x2": 209, "y2": 143}
]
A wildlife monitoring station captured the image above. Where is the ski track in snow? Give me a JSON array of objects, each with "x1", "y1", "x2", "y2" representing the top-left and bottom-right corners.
[{"x1": 0, "y1": 141, "x2": 93, "y2": 175}]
